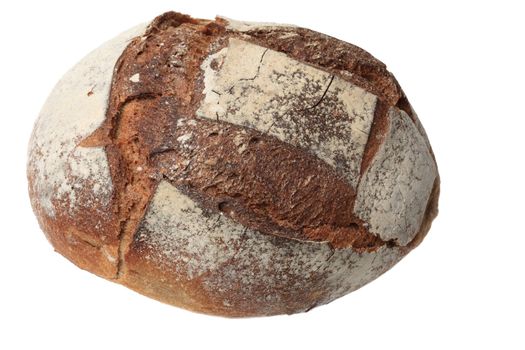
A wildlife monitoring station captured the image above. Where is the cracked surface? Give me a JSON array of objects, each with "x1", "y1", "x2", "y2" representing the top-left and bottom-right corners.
[
  {"x1": 197, "y1": 38, "x2": 378, "y2": 189},
  {"x1": 152, "y1": 117, "x2": 386, "y2": 250},
  {"x1": 230, "y1": 22, "x2": 405, "y2": 107},
  {"x1": 28, "y1": 11, "x2": 440, "y2": 317}
]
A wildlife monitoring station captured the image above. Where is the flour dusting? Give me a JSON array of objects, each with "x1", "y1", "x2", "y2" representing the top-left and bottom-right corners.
[
  {"x1": 28, "y1": 23, "x2": 148, "y2": 216},
  {"x1": 197, "y1": 38, "x2": 377, "y2": 188}
]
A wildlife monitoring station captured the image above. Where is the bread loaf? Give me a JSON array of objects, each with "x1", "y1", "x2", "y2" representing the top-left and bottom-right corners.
[{"x1": 27, "y1": 11, "x2": 439, "y2": 317}]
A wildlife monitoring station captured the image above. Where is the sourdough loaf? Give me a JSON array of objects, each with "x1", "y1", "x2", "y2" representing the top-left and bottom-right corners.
[{"x1": 27, "y1": 11, "x2": 439, "y2": 317}]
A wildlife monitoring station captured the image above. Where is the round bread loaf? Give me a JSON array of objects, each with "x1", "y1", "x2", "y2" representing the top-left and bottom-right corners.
[{"x1": 27, "y1": 11, "x2": 439, "y2": 317}]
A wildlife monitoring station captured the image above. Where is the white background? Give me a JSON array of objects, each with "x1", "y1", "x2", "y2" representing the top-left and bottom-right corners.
[{"x1": 1, "y1": 0, "x2": 523, "y2": 349}]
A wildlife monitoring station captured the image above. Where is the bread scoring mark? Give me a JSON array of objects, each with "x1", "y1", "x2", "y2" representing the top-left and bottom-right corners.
[
  {"x1": 197, "y1": 38, "x2": 377, "y2": 188},
  {"x1": 354, "y1": 107, "x2": 438, "y2": 245},
  {"x1": 155, "y1": 117, "x2": 386, "y2": 249},
  {"x1": 133, "y1": 180, "x2": 405, "y2": 314},
  {"x1": 217, "y1": 16, "x2": 297, "y2": 32},
  {"x1": 28, "y1": 23, "x2": 148, "y2": 217}
]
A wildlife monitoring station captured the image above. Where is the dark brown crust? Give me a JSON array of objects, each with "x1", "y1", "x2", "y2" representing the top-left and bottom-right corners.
[
  {"x1": 81, "y1": 14, "x2": 224, "y2": 279},
  {"x1": 26, "y1": 204, "x2": 119, "y2": 278},
  {"x1": 83, "y1": 12, "x2": 393, "y2": 253},
  {"x1": 153, "y1": 118, "x2": 385, "y2": 250}
]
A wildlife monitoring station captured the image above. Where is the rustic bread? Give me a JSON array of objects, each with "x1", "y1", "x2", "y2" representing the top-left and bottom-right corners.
[{"x1": 27, "y1": 11, "x2": 439, "y2": 317}]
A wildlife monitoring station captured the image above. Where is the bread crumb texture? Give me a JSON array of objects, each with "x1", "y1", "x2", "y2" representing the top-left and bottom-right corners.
[{"x1": 28, "y1": 11, "x2": 439, "y2": 317}]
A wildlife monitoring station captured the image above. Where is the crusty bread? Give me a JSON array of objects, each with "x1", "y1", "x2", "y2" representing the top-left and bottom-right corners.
[{"x1": 27, "y1": 11, "x2": 439, "y2": 317}]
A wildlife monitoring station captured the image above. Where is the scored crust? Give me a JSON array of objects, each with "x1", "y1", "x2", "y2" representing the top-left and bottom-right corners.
[
  {"x1": 27, "y1": 23, "x2": 149, "y2": 278},
  {"x1": 28, "y1": 11, "x2": 440, "y2": 316}
]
